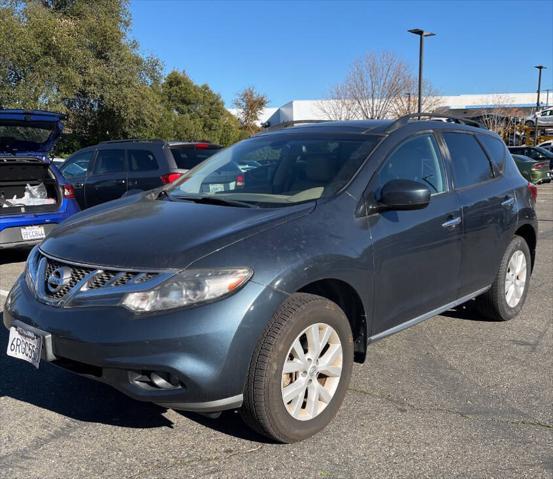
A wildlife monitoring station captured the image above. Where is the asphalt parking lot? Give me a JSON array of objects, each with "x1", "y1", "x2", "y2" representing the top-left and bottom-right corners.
[{"x1": 0, "y1": 184, "x2": 552, "y2": 479}]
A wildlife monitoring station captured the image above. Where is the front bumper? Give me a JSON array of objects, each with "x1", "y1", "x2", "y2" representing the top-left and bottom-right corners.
[{"x1": 4, "y1": 275, "x2": 287, "y2": 412}]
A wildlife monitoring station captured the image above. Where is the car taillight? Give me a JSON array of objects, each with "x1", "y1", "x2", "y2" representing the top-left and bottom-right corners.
[
  {"x1": 161, "y1": 172, "x2": 183, "y2": 184},
  {"x1": 531, "y1": 162, "x2": 546, "y2": 170},
  {"x1": 195, "y1": 143, "x2": 210, "y2": 150},
  {"x1": 236, "y1": 175, "x2": 245, "y2": 187},
  {"x1": 63, "y1": 184, "x2": 75, "y2": 199},
  {"x1": 528, "y1": 182, "x2": 538, "y2": 203}
]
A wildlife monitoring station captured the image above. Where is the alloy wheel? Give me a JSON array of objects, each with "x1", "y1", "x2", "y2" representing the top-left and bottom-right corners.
[
  {"x1": 281, "y1": 323, "x2": 343, "y2": 421},
  {"x1": 505, "y1": 250, "x2": 527, "y2": 308}
]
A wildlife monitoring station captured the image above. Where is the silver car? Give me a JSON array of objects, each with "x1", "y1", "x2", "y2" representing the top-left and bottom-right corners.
[{"x1": 525, "y1": 107, "x2": 553, "y2": 127}]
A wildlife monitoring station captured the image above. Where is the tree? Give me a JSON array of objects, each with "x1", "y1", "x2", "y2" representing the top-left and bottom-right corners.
[
  {"x1": 233, "y1": 87, "x2": 268, "y2": 134},
  {"x1": 318, "y1": 51, "x2": 443, "y2": 120},
  {"x1": 318, "y1": 52, "x2": 411, "y2": 120},
  {"x1": 159, "y1": 71, "x2": 241, "y2": 146},
  {"x1": 391, "y1": 76, "x2": 443, "y2": 116}
]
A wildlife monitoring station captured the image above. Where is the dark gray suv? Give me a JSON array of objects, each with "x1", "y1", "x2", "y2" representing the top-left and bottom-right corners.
[
  {"x1": 59, "y1": 140, "x2": 222, "y2": 209},
  {"x1": 4, "y1": 115, "x2": 538, "y2": 443}
]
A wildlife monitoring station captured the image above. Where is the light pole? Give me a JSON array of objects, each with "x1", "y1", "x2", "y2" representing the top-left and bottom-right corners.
[
  {"x1": 534, "y1": 65, "x2": 546, "y2": 145},
  {"x1": 408, "y1": 28, "x2": 436, "y2": 118}
]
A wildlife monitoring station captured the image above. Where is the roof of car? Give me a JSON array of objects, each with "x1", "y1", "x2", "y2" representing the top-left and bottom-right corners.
[
  {"x1": 98, "y1": 139, "x2": 221, "y2": 147},
  {"x1": 256, "y1": 116, "x2": 489, "y2": 137}
]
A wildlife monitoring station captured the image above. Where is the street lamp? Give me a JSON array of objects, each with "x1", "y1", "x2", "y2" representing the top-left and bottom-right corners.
[
  {"x1": 534, "y1": 65, "x2": 546, "y2": 145},
  {"x1": 408, "y1": 28, "x2": 436, "y2": 118}
]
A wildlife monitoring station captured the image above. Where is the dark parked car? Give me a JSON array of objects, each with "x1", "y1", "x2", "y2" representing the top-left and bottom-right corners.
[
  {"x1": 508, "y1": 146, "x2": 553, "y2": 170},
  {"x1": 5, "y1": 115, "x2": 538, "y2": 443},
  {"x1": 0, "y1": 109, "x2": 80, "y2": 249},
  {"x1": 59, "y1": 140, "x2": 222, "y2": 209},
  {"x1": 512, "y1": 154, "x2": 551, "y2": 184}
]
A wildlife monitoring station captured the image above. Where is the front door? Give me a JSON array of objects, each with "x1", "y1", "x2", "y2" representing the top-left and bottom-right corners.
[
  {"x1": 368, "y1": 133, "x2": 462, "y2": 335},
  {"x1": 85, "y1": 148, "x2": 128, "y2": 207}
]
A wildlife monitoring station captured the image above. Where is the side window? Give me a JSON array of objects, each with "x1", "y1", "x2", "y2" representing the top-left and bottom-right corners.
[
  {"x1": 377, "y1": 134, "x2": 446, "y2": 195},
  {"x1": 443, "y1": 132, "x2": 493, "y2": 188},
  {"x1": 92, "y1": 149, "x2": 126, "y2": 175},
  {"x1": 478, "y1": 135, "x2": 507, "y2": 174},
  {"x1": 60, "y1": 150, "x2": 94, "y2": 179},
  {"x1": 128, "y1": 149, "x2": 159, "y2": 172}
]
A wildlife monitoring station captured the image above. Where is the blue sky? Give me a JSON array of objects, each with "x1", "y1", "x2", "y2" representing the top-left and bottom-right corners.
[{"x1": 130, "y1": 0, "x2": 553, "y2": 107}]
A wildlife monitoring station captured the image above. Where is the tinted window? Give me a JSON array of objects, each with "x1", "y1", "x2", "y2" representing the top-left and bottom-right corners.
[
  {"x1": 92, "y1": 149, "x2": 126, "y2": 175},
  {"x1": 377, "y1": 134, "x2": 446, "y2": 195},
  {"x1": 61, "y1": 150, "x2": 94, "y2": 179},
  {"x1": 170, "y1": 146, "x2": 220, "y2": 170},
  {"x1": 443, "y1": 132, "x2": 493, "y2": 188},
  {"x1": 129, "y1": 149, "x2": 158, "y2": 172},
  {"x1": 479, "y1": 135, "x2": 507, "y2": 174}
]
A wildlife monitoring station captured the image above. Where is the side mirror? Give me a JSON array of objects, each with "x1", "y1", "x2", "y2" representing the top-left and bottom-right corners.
[{"x1": 379, "y1": 179, "x2": 431, "y2": 211}]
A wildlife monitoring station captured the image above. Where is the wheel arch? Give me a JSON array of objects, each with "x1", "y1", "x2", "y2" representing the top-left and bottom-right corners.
[
  {"x1": 514, "y1": 223, "x2": 537, "y2": 271},
  {"x1": 298, "y1": 278, "x2": 368, "y2": 363}
]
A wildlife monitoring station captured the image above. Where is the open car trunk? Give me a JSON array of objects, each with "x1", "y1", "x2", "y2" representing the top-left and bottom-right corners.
[{"x1": 0, "y1": 157, "x2": 60, "y2": 215}]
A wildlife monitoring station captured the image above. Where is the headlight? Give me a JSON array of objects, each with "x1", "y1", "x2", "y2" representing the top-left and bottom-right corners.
[
  {"x1": 25, "y1": 246, "x2": 40, "y2": 293},
  {"x1": 121, "y1": 268, "x2": 253, "y2": 313}
]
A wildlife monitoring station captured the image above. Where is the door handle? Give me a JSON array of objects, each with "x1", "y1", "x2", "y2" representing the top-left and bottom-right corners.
[
  {"x1": 73, "y1": 183, "x2": 84, "y2": 189},
  {"x1": 442, "y1": 216, "x2": 461, "y2": 229},
  {"x1": 501, "y1": 197, "x2": 515, "y2": 208}
]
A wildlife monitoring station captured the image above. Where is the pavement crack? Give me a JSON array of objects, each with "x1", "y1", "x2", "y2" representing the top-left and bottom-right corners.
[
  {"x1": 348, "y1": 386, "x2": 553, "y2": 431},
  {"x1": 127, "y1": 444, "x2": 264, "y2": 479}
]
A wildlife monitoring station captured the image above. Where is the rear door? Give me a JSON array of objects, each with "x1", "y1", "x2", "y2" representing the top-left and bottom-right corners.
[
  {"x1": 59, "y1": 149, "x2": 95, "y2": 209},
  {"x1": 84, "y1": 148, "x2": 128, "y2": 207},
  {"x1": 126, "y1": 147, "x2": 162, "y2": 192},
  {"x1": 441, "y1": 131, "x2": 516, "y2": 297}
]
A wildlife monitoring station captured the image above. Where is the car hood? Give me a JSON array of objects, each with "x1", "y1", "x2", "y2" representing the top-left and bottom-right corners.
[
  {"x1": 0, "y1": 110, "x2": 64, "y2": 155},
  {"x1": 40, "y1": 194, "x2": 315, "y2": 270}
]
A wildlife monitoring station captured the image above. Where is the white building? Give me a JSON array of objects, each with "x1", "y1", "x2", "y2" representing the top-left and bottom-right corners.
[{"x1": 231, "y1": 92, "x2": 547, "y2": 127}]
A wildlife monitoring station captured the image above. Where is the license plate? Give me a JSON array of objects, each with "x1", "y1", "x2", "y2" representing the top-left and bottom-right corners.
[
  {"x1": 209, "y1": 184, "x2": 225, "y2": 193},
  {"x1": 6, "y1": 326, "x2": 42, "y2": 368},
  {"x1": 21, "y1": 226, "x2": 46, "y2": 241}
]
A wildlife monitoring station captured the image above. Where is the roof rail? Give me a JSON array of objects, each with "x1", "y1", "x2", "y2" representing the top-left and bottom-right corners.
[
  {"x1": 99, "y1": 138, "x2": 166, "y2": 144},
  {"x1": 260, "y1": 119, "x2": 329, "y2": 132},
  {"x1": 383, "y1": 113, "x2": 485, "y2": 134}
]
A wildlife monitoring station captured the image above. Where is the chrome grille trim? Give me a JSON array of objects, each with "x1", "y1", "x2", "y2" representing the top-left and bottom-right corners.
[{"x1": 33, "y1": 250, "x2": 175, "y2": 308}]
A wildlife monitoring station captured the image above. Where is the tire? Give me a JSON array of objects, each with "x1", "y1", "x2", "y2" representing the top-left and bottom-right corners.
[
  {"x1": 241, "y1": 293, "x2": 353, "y2": 443},
  {"x1": 476, "y1": 236, "x2": 531, "y2": 321},
  {"x1": 525, "y1": 120, "x2": 535, "y2": 127}
]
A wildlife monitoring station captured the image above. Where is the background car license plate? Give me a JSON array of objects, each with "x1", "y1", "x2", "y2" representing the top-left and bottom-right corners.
[
  {"x1": 21, "y1": 226, "x2": 46, "y2": 241},
  {"x1": 7, "y1": 327, "x2": 42, "y2": 368},
  {"x1": 209, "y1": 184, "x2": 225, "y2": 193}
]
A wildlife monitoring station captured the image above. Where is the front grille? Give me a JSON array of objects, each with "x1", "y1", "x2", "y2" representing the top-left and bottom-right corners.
[{"x1": 39, "y1": 253, "x2": 159, "y2": 303}]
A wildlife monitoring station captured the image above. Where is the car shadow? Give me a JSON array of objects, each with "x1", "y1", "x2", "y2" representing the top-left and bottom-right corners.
[
  {"x1": 176, "y1": 410, "x2": 274, "y2": 443},
  {"x1": 0, "y1": 247, "x2": 30, "y2": 265},
  {"x1": 441, "y1": 301, "x2": 501, "y2": 322},
  {"x1": 0, "y1": 317, "x2": 173, "y2": 429}
]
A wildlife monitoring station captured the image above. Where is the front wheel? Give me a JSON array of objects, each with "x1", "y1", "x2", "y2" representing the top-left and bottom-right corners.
[
  {"x1": 476, "y1": 236, "x2": 531, "y2": 321},
  {"x1": 241, "y1": 293, "x2": 353, "y2": 443}
]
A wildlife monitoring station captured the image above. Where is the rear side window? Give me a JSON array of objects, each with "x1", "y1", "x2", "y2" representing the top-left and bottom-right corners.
[
  {"x1": 61, "y1": 150, "x2": 94, "y2": 179},
  {"x1": 170, "y1": 146, "x2": 219, "y2": 170},
  {"x1": 443, "y1": 132, "x2": 493, "y2": 188},
  {"x1": 128, "y1": 149, "x2": 158, "y2": 172},
  {"x1": 478, "y1": 135, "x2": 507, "y2": 174},
  {"x1": 92, "y1": 149, "x2": 126, "y2": 175}
]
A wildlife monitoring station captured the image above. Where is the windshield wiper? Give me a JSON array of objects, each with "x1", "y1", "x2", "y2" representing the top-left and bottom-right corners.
[{"x1": 170, "y1": 195, "x2": 258, "y2": 208}]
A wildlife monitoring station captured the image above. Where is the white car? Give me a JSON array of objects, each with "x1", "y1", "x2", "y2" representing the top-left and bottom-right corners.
[
  {"x1": 538, "y1": 140, "x2": 553, "y2": 152},
  {"x1": 525, "y1": 107, "x2": 553, "y2": 127}
]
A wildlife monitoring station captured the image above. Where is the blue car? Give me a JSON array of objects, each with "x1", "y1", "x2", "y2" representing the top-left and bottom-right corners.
[{"x1": 0, "y1": 109, "x2": 80, "y2": 249}]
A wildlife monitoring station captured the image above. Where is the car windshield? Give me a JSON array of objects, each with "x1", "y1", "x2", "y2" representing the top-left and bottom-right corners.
[
  {"x1": 0, "y1": 124, "x2": 55, "y2": 150},
  {"x1": 533, "y1": 147, "x2": 553, "y2": 158},
  {"x1": 168, "y1": 134, "x2": 379, "y2": 206}
]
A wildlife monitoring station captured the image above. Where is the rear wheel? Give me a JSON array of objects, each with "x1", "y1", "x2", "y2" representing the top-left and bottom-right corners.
[
  {"x1": 241, "y1": 293, "x2": 353, "y2": 443},
  {"x1": 476, "y1": 236, "x2": 531, "y2": 321},
  {"x1": 525, "y1": 120, "x2": 535, "y2": 127}
]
